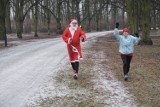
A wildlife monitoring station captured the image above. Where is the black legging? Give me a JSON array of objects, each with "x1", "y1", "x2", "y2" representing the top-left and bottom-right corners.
[
  {"x1": 71, "y1": 62, "x2": 79, "y2": 73},
  {"x1": 121, "y1": 55, "x2": 132, "y2": 75}
]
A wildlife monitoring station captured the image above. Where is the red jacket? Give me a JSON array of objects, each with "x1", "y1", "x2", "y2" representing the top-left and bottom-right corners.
[{"x1": 62, "y1": 27, "x2": 86, "y2": 62}]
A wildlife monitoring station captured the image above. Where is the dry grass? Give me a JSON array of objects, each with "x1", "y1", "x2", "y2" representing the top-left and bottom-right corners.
[
  {"x1": 35, "y1": 40, "x2": 120, "y2": 107},
  {"x1": 97, "y1": 35, "x2": 160, "y2": 107},
  {"x1": 0, "y1": 33, "x2": 59, "y2": 49},
  {"x1": 26, "y1": 32, "x2": 160, "y2": 107},
  {"x1": 36, "y1": 52, "x2": 104, "y2": 107},
  {"x1": 0, "y1": 43, "x2": 15, "y2": 49}
]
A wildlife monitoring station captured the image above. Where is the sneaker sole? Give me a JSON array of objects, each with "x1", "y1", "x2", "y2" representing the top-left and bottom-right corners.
[
  {"x1": 73, "y1": 75, "x2": 78, "y2": 79},
  {"x1": 124, "y1": 77, "x2": 128, "y2": 81}
]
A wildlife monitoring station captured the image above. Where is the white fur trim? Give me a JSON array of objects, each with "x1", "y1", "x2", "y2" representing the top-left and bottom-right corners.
[
  {"x1": 80, "y1": 58, "x2": 83, "y2": 60},
  {"x1": 71, "y1": 45, "x2": 80, "y2": 59},
  {"x1": 69, "y1": 19, "x2": 78, "y2": 37},
  {"x1": 70, "y1": 45, "x2": 80, "y2": 62},
  {"x1": 68, "y1": 38, "x2": 71, "y2": 44},
  {"x1": 69, "y1": 27, "x2": 75, "y2": 37},
  {"x1": 71, "y1": 19, "x2": 77, "y2": 23},
  {"x1": 71, "y1": 45, "x2": 78, "y2": 52},
  {"x1": 71, "y1": 60, "x2": 79, "y2": 63}
]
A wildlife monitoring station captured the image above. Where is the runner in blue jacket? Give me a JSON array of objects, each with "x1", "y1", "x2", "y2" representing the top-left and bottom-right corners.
[{"x1": 114, "y1": 23, "x2": 141, "y2": 81}]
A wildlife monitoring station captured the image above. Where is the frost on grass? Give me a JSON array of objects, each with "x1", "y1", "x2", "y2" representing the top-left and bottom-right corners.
[
  {"x1": 25, "y1": 36, "x2": 138, "y2": 107},
  {"x1": 91, "y1": 51, "x2": 137, "y2": 107},
  {"x1": 25, "y1": 60, "x2": 97, "y2": 107}
]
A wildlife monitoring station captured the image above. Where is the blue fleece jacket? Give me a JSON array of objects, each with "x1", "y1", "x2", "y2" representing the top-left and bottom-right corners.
[{"x1": 114, "y1": 28, "x2": 140, "y2": 54}]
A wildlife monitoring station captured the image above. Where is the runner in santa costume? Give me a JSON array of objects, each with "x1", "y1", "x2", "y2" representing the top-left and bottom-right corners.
[{"x1": 62, "y1": 19, "x2": 86, "y2": 79}]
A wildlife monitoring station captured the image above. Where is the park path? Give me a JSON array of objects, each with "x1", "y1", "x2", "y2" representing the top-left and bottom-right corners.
[{"x1": 0, "y1": 31, "x2": 111, "y2": 107}]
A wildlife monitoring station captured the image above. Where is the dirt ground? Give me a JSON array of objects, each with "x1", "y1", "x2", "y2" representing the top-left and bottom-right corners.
[
  {"x1": 31, "y1": 34, "x2": 160, "y2": 107},
  {"x1": 0, "y1": 33, "x2": 57, "y2": 48},
  {"x1": 99, "y1": 34, "x2": 160, "y2": 107},
  {"x1": 1, "y1": 31, "x2": 160, "y2": 107},
  {"x1": 25, "y1": 35, "x2": 139, "y2": 107}
]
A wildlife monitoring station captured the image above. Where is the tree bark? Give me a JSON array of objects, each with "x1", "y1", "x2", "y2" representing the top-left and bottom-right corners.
[
  {"x1": 67, "y1": 0, "x2": 70, "y2": 23},
  {"x1": 46, "y1": 0, "x2": 51, "y2": 35},
  {"x1": 152, "y1": 3, "x2": 156, "y2": 30},
  {"x1": 15, "y1": 0, "x2": 24, "y2": 39},
  {"x1": 112, "y1": 0, "x2": 117, "y2": 25},
  {"x1": 75, "y1": 0, "x2": 81, "y2": 24},
  {"x1": 56, "y1": 0, "x2": 62, "y2": 34},
  {"x1": 5, "y1": 0, "x2": 12, "y2": 33},
  {"x1": 139, "y1": 0, "x2": 153, "y2": 45},
  {"x1": 0, "y1": 0, "x2": 6, "y2": 40},
  {"x1": 126, "y1": 0, "x2": 138, "y2": 35},
  {"x1": 86, "y1": 0, "x2": 91, "y2": 32},
  {"x1": 0, "y1": 0, "x2": 8, "y2": 46},
  {"x1": 34, "y1": 0, "x2": 38, "y2": 37}
]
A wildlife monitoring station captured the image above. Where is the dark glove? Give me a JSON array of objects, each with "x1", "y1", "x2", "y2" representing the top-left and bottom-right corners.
[
  {"x1": 135, "y1": 32, "x2": 139, "y2": 37},
  {"x1": 116, "y1": 22, "x2": 119, "y2": 28},
  {"x1": 81, "y1": 35, "x2": 86, "y2": 42}
]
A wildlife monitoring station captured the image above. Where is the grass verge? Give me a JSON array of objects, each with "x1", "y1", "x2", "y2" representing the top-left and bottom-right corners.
[
  {"x1": 98, "y1": 34, "x2": 160, "y2": 107},
  {"x1": 36, "y1": 48, "x2": 106, "y2": 107},
  {"x1": 30, "y1": 33, "x2": 160, "y2": 107}
]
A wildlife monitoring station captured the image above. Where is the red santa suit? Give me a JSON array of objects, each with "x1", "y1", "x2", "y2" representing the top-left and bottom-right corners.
[{"x1": 62, "y1": 19, "x2": 86, "y2": 62}]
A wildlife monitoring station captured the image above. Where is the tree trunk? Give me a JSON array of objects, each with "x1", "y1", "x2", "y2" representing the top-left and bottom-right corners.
[
  {"x1": 41, "y1": 0, "x2": 45, "y2": 25},
  {"x1": 105, "y1": 2, "x2": 109, "y2": 30},
  {"x1": 126, "y1": 0, "x2": 138, "y2": 35},
  {"x1": 112, "y1": 1, "x2": 117, "y2": 25},
  {"x1": 5, "y1": 0, "x2": 12, "y2": 33},
  {"x1": 16, "y1": 19, "x2": 23, "y2": 39},
  {"x1": 0, "y1": 0, "x2": 8, "y2": 46},
  {"x1": 67, "y1": 0, "x2": 70, "y2": 23},
  {"x1": 15, "y1": 0, "x2": 24, "y2": 39},
  {"x1": 34, "y1": 0, "x2": 38, "y2": 37},
  {"x1": 152, "y1": 3, "x2": 156, "y2": 30},
  {"x1": 56, "y1": 18, "x2": 62, "y2": 34},
  {"x1": 56, "y1": 0, "x2": 62, "y2": 34},
  {"x1": 159, "y1": 11, "x2": 160, "y2": 29},
  {"x1": 139, "y1": 0, "x2": 152, "y2": 45},
  {"x1": 86, "y1": 0, "x2": 91, "y2": 32},
  {"x1": 0, "y1": 0, "x2": 6, "y2": 40},
  {"x1": 94, "y1": 1, "x2": 99, "y2": 31},
  {"x1": 122, "y1": 9, "x2": 125, "y2": 27},
  {"x1": 121, "y1": 0, "x2": 126, "y2": 28},
  {"x1": 75, "y1": 0, "x2": 81, "y2": 24},
  {"x1": 47, "y1": 0, "x2": 51, "y2": 35}
]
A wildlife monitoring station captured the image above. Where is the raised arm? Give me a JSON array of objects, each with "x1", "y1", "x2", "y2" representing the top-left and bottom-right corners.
[
  {"x1": 132, "y1": 32, "x2": 141, "y2": 44},
  {"x1": 113, "y1": 23, "x2": 121, "y2": 41}
]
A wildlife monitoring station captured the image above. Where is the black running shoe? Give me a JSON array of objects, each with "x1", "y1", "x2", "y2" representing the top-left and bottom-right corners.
[{"x1": 124, "y1": 75, "x2": 128, "y2": 81}]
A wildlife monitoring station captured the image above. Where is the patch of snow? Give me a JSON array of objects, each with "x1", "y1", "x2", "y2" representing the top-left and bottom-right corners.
[
  {"x1": 92, "y1": 51, "x2": 137, "y2": 107},
  {"x1": 0, "y1": 31, "x2": 112, "y2": 107}
]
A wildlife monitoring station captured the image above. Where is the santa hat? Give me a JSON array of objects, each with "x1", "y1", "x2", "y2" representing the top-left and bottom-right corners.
[
  {"x1": 123, "y1": 28, "x2": 129, "y2": 33},
  {"x1": 70, "y1": 18, "x2": 77, "y2": 24}
]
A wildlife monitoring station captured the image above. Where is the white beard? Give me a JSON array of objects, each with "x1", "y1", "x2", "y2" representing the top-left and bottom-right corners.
[
  {"x1": 70, "y1": 24, "x2": 78, "y2": 31},
  {"x1": 69, "y1": 24, "x2": 78, "y2": 37}
]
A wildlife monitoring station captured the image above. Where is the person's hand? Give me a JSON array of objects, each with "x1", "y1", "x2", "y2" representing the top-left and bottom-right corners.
[
  {"x1": 116, "y1": 22, "x2": 119, "y2": 28},
  {"x1": 80, "y1": 25, "x2": 82, "y2": 29},
  {"x1": 135, "y1": 32, "x2": 139, "y2": 37},
  {"x1": 81, "y1": 35, "x2": 86, "y2": 42},
  {"x1": 68, "y1": 38, "x2": 72, "y2": 44}
]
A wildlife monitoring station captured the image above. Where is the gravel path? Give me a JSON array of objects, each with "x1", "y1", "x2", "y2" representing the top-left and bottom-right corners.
[{"x1": 0, "y1": 31, "x2": 110, "y2": 107}]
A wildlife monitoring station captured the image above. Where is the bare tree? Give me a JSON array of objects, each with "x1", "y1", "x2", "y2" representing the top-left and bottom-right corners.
[
  {"x1": 0, "y1": 0, "x2": 9, "y2": 46},
  {"x1": 5, "y1": 0, "x2": 12, "y2": 33},
  {"x1": 14, "y1": 0, "x2": 42, "y2": 38},
  {"x1": 140, "y1": 0, "x2": 152, "y2": 45}
]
